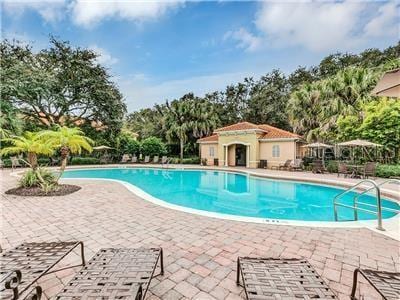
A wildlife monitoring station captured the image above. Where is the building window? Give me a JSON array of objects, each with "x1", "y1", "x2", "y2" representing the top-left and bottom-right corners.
[
  {"x1": 272, "y1": 145, "x2": 280, "y2": 157},
  {"x1": 209, "y1": 147, "x2": 215, "y2": 157}
]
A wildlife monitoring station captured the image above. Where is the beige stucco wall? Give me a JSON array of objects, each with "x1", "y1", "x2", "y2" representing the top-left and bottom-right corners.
[
  {"x1": 227, "y1": 144, "x2": 236, "y2": 166},
  {"x1": 217, "y1": 132, "x2": 260, "y2": 168},
  {"x1": 199, "y1": 143, "x2": 218, "y2": 165},
  {"x1": 259, "y1": 140, "x2": 297, "y2": 167}
]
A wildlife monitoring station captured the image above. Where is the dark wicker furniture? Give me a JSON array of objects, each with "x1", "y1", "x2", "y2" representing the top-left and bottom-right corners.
[
  {"x1": 0, "y1": 242, "x2": 85, "y2": 300},
  {"x1": 55, "y1": 247, "x2": 163, "y2": 300},
  {"x1": 351, "y1": 268, "x2": 400, "y2": 300},
  {"x1": 236, "y1": 257, "x2": 337, "y2": 299}
]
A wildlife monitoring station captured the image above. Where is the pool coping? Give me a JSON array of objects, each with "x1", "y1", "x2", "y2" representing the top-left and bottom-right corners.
[{"x1": 11, "y1": 165, "x2": 400, "y2": 240}]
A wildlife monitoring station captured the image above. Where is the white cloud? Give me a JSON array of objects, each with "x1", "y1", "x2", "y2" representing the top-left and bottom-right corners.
[
  {"x1": 70, "y1": 0, "x2": 184, "y2": 28},
  {"x1": 118, "y1": 71, "x2": 262, "y2": 111},
  {"x1": 89, "y1": 45, "x2": 119, "y2": 66},
  {"x1": 2, "y1": 0, "x2": 67, "y2": 23},
  {"x1": 364, "y1": 1, "x2": 399, "y2": 38},
  {"x1": 224, "y1": 28, "x2": 262, "y2": 52},
  {"x1": 226, "y1": 1, "x2": 399, "y2": 52}
]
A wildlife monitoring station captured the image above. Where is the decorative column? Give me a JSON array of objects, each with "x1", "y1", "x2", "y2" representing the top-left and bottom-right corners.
[
  {"x1": 246, "y1": 145, "x2": 250, "y2": 168},
  {"x1": 224, "y1": 145, "x2": 228, "y2": 166}
]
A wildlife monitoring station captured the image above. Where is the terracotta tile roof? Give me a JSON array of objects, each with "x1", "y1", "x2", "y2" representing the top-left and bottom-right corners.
[
  {"x1": 257, "y1": 124, "x2": 301, "y2": 139},
  {"x1": 214, "y1": 122, "x2": 262, "y2": 132},
  {"x1": 197, "y1": 134, "x2": 218, "y2": 143},
  {"x1": 197, "y1": 122, "x2": 301, "y2": 143}
]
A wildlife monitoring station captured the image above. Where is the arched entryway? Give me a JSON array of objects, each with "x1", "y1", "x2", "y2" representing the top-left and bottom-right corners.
[{"x1": 223, "y1": 142, "x2": 250, "y2": 168}]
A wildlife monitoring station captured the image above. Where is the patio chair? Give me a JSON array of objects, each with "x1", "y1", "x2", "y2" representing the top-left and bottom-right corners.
[
  {"x1": 351, "y1": 268, "x2": 399, "y2": 300},
  {"x1": 312, "y1": 160, "x2": 326, "y2": 174},
  {"x1": 362, "y1": 162, "x2": 377, "y2": 179},
  {"x1": 144, "y1": 156, "x2": 150, "y2": 163},
  {"x1": 279, "y1": 159, "x2": 292, "y2": 170},
  {"x1": 153, "y1": 156, "x2": 159, "y2": 164},
  {"x1": 10, "y1": 157, "x2": 22, "y2": 170},
  {"x1": 337, "y1": 162, "x2": 351, "y2": 178},
  {"x1": 236, "y1": 257, "x2": 337, "y2": 299},
  {"x1": 161, "y1": 156, "x2": 168, "y2": 164},
  {"x1": 289, "y1": 159, "x2": 303, "y2": 171},
  {"x1": 0, "y1": 241, "x2": 85, "y2": 300},
  {"x1": 131, "y1": 155, "x2": 138, "y2": 163},
  {"x1": 22, "y1": 248, "x2": 164, "y2": 300},
  {"x1": 120, "y1": 154, "x2": 131, "y2": 163}
]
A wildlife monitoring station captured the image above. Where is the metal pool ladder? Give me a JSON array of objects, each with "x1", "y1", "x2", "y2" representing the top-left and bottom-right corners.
[{"x1": 333, "y1": 179, "x2": 400, "y2": 231}]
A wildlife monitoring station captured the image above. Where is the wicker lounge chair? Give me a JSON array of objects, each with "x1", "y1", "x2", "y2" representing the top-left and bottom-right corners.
[
  {"x1": 131, "y1": 156, "x2": 138, "y2": 163},
  {"x1": 271, "y1": 159, "x2": 292, "y2": 170},
  {"x1": 312, "y1": 160, "x2": 326, "y2": 174},
  {"x1": 337, "y1": 162, "x2": 351, "y2": 177},
  {"x1": 236, "y1": 257, "x2": 337, "y2": 299},
  {"x1": 153, "y1": 156, "x2": 159, "y2": 164},
  {"x1": 289, "y1": 159, "x2": 303, "y2": 171},
  {"x1": 351, "y1": 268, "x2": 399, "y2": 300},
  {"x1": 0, "y1": 241, "x2": 85, "y2": 300},
  {"x1": 120, "y1": 154, "x2": 131, "y2": 163},
  {"x1": 144, "y1": 156, "x2": 150, "y2": 163},
  {"x1": 362, "y1": 162, "x2": 377, "y2": 179}
]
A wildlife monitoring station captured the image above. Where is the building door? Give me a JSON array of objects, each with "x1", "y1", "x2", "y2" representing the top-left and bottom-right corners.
[{"x1": 235, "y1": 144, "x2": 247, "y2": 166}]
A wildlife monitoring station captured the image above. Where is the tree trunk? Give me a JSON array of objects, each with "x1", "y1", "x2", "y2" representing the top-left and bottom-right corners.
[
  {"x1": 180, "y1": 139, "x2": 184, "y2": 164},
  {"x1": 56, "y1": 146, "x2": 70, "y2": 182},
  {"x1": 27, "y1": 152, "x2": 38, "y2": 170}
]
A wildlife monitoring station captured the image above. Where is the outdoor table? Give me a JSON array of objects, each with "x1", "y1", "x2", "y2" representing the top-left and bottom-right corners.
[{"x1": 347, "y1": 164, "x2": 364, "y2": 178}]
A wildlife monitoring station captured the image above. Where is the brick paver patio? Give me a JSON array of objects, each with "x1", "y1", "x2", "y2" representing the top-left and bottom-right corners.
[{"x1": 1, "y1": 169, "x2": 399, "y2": 299}]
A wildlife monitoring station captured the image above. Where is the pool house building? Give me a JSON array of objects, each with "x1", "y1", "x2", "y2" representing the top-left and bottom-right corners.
[{"x1": 197, "y1": 121, "x2": 305, "y2": 168}]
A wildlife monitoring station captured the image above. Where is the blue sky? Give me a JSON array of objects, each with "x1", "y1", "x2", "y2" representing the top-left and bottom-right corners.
[{"x1": 2, "y1": 1, "x2": 399, "y2": 112}]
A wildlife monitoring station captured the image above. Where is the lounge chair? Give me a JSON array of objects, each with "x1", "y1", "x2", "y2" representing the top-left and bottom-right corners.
[
  {"x1": 237, "y1": 257, "x2": 337, "y2": 299},
  {"x1": 153, "y1": 156, "x2": 159, "y2": 164},
  {"x1": 131, "y1": 155, "x2": 138, "y2": 163},
  {"x1": 351, "y1": 268, "x2": 399, "y2": 300},
  {"x1": 120, "y1": 154, "x2": 131, "y2": 163},
  {"x1": 22, "y1": 248, "x2": 164, "y2": 300},
  {"x1": 312, "y1": 160, "x2": 326, "y2": 174},
  {"x1": 0, "y1": 241, "x2": 85, "y2": 300},
  {"x1": 10, "y1": 156, "x2": 22, "y2": 170},
  {"x1": 337, "y1": 162, "x2": 351, "y2": 177},
  {"x1": 144, "y1": 156, "x2": 150, "y2": 163},
  {"x1": 289, "y1": 159, "x2": 303, "y2": 171},
  {"x1": 362, "y1": 162, "x2": 376, "y2": 179},
  {"x1": 161, "y1": 156, "x2": 168, "y2": 164},
  {"x1": 271, "y1": 159, "x2": 292, "y2": 170}
]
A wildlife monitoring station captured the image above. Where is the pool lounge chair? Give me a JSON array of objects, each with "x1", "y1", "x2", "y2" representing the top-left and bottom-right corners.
[
  {"x1": 120, "y1": 154, "x2": 131, "y2": 163},
  {"x1": 20, "y1": 248, "x2": 164, "y2": 300},
  {"x1": 0, "y1": 241, "x2": 85, "y2": 300},
  {"x1": 153, "y1": 156, "x2": 159, "y2": 164},
  {"x1": 351, "y1": 268, "x2": 399, "y2": 300},
  {"x1": 10, "y1": 156, "x2": 22, "y2": 170},
  {"x1": 236, "y1": 257, "x2": 337, "y2": 299},
  {"x1": 144, "y1": 156, "x2": 150, "y2": 163},
  {"x1": 271, "y1": 159, "x2": 292, "y2": 170},
  {"x1": 362, "y1": 162, "x2": 377, "y2": 179},
  {"x1": 289, "y1": 159, "x2": 303, "y2": 171},
  {"x1": 337, "y1": 162, "x2": 351, "y2": 177},
  {"x1": 131, "y1": 155, "x2": 138, "y2": 163}
]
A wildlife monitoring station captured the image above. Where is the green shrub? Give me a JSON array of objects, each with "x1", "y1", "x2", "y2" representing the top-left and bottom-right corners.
[
  {"x1": 19, "y1": 168, "x2": 56, "y2": 188},
  {"x1": 116, "y1": 133, "x2": 140, "y2": 156},
  {"x1": 326, "y1": 160, "x2": 338, "y2": 173},
  {"x1": 141, "y1": 137, "x2": 167, "y2": 157},
  {"x1": 70, "y1": 157, "x2": 100, "y2": 165},
  {"x1": 376, "y1": 164, "x2": 400, "y2": 178}
]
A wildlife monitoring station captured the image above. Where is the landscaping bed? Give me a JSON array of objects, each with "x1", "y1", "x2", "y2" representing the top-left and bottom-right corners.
[{"x1": 5, "y1": 184, "x2": 81, "y2": 197}]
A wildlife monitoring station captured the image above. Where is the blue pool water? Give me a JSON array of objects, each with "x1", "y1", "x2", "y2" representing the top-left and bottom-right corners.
[{"x1": 63, "y1": 168, "x2": 399, "y2": 222}]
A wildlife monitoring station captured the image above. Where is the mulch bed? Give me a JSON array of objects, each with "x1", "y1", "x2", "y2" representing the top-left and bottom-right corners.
[{"x1": 5, "y1": 184, "x2": 81, "y2": 197}]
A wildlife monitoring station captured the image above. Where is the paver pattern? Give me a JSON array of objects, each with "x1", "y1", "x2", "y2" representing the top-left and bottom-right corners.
[{"x1": 1, "y1": 169, "x2": 399, "y2": 299}]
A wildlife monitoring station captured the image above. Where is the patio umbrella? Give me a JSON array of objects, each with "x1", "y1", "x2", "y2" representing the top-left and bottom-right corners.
[
  {"x1": 337, "y1": 139, "x2": 382, "y2": 162},
  {"x1": 301, "y1": 142, "x2": 334, "y2": 162},
  {"x1": 371, "y1": 69, "x2": 400, "y2": 98},
  {"x1": 93, "y1": 145, "x2": 115, "y2": 150}
]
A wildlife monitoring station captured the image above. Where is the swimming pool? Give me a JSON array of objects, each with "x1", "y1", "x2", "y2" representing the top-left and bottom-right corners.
[{"x1": 63, "y1": 168, "x2": 399, "y2": 222}]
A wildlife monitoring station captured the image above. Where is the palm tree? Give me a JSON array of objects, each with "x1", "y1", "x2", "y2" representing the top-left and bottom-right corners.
[
  {"x1": 164, "y1": 95, "x2": 219, "y2": 162},
  {"x1": 0, "y1": 132, "x2": 55, "y2": 169},
  {"x1": 40, "y1": 126, "x2": 93, "y2": 180}
]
